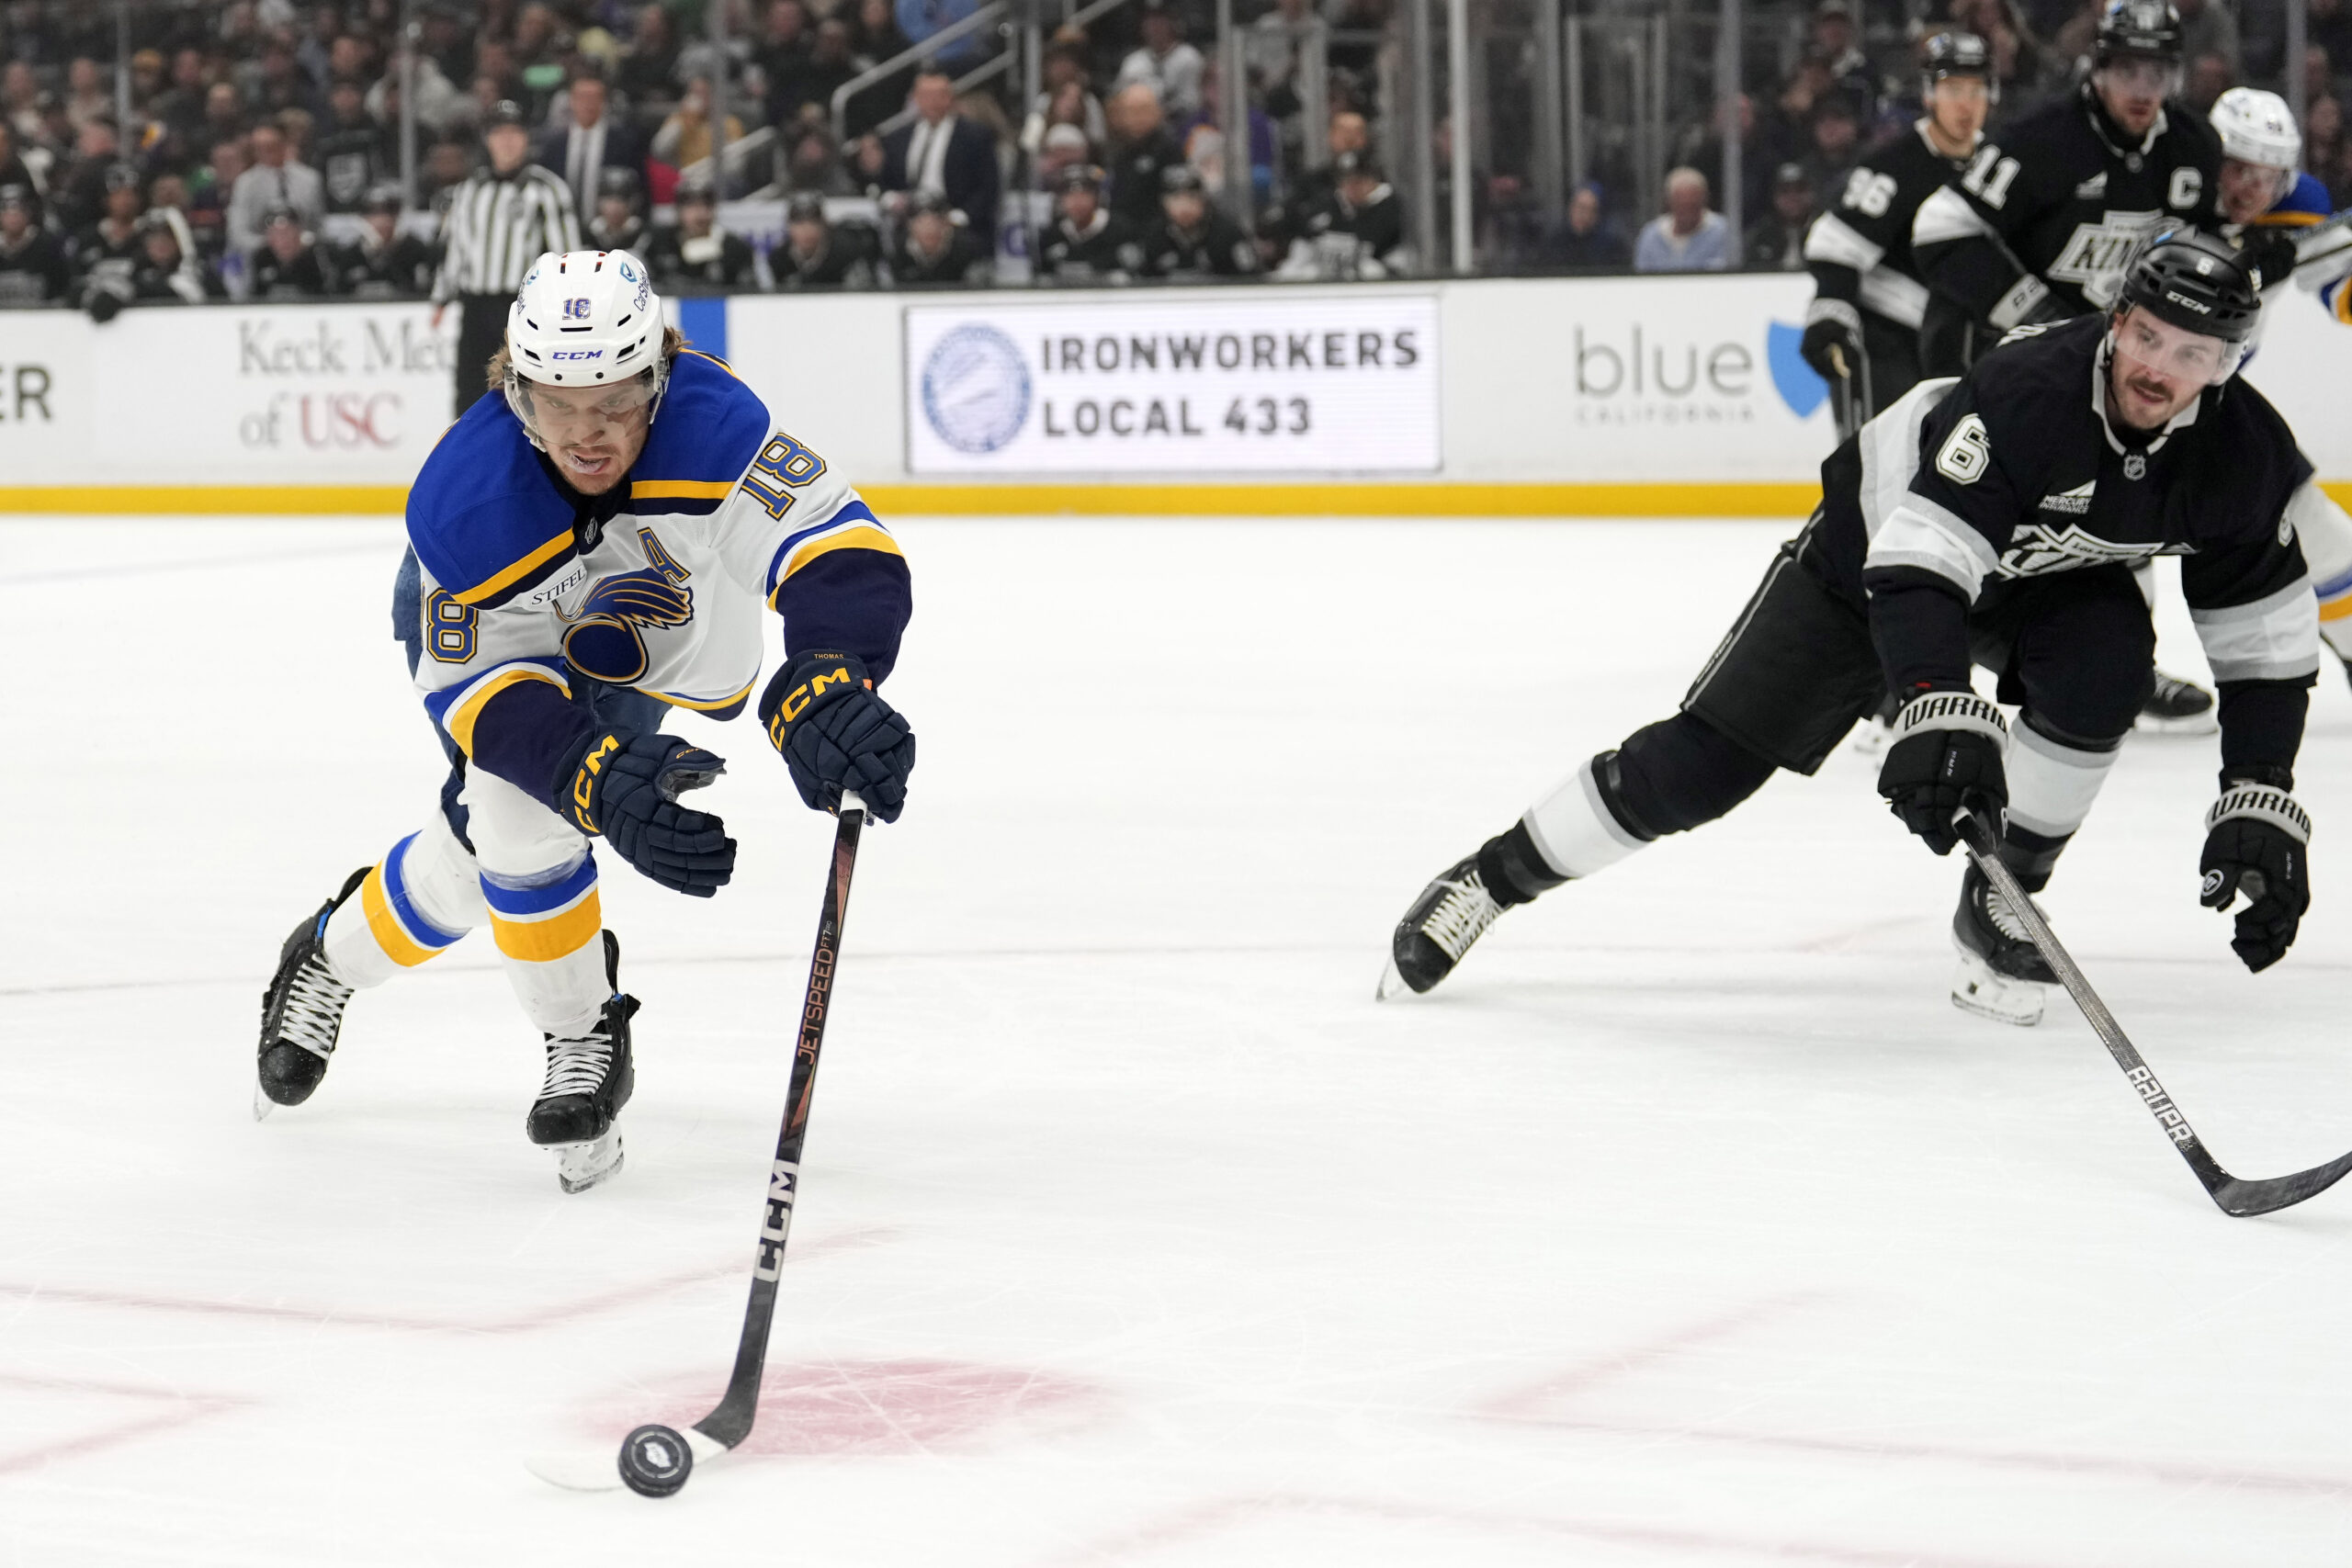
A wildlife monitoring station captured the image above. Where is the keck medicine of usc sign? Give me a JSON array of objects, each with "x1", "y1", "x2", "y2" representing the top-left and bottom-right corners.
[{"x1": 902, "y1": 293, "x2": 1441, "y2": 475}]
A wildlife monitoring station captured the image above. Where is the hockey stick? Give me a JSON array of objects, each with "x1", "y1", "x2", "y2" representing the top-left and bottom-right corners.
[
  {"x1": 1826, "y1": 342, "x2": 1863, "y2": 442},
  {"x1": 527, "y1": 790, "x2": 869, "y2": 1495},
  {"x1": 1955, "y1": 808, "x2": 2352, "y2": 1217}
]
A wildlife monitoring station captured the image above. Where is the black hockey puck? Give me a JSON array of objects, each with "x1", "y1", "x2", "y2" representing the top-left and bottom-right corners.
[{"x1": 617, "y1": 1424, "x2": 694, "y2": 1498}]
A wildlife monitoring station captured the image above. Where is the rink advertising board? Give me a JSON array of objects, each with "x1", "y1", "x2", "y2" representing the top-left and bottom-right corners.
[{"x1": 900, "y1": 294, "x2": 1441, "y2": 475}]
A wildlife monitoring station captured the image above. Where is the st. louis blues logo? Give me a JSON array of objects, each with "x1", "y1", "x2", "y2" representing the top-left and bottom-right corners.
[
  {"x1": 561, "y1": 566, "x2": 695, "y2": 682},
  {"x1": 562, "y1": 296, "x2": 593, "y2": 321}
]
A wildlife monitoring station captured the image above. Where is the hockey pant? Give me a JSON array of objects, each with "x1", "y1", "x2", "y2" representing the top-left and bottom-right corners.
[
  {"x1": 2290, "y1": 480, "x2": 2352, "y2": 665},
  {"x1": 313, "y1": 553, "x2": 672, "y2": 1037},
  {"x1": 1512, "y1": 525, "x2": 2147, "y2": 897}
]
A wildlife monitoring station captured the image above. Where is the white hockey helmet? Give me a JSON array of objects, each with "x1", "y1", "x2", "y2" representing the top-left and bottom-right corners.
[
  {"x1": 2211, "y1": 86, "x2": 2301, "y2": 171},
  {"x1": 502, "y1": 249, "x2": 669, "y2": 446}
]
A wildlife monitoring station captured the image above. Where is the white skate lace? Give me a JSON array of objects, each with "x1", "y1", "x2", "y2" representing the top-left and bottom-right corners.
[
  {"x1": 1422, "y1": 874, "x2": 1503, "y2": 961},
  {"x1": 277, "y1": 958, "x2": 354, "y2": 1061},
  {"x1": 540, "y1": 1030, "x2": 616, "y2": 1100},
  {"x1": 1983, "y1": 885, "x2": 2039, "y2": 944}
]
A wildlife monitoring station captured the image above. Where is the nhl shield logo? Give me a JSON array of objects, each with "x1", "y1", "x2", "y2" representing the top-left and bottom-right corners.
[{"x1": 2123, "y1": 453, "x2": 2147, "y2": 480}]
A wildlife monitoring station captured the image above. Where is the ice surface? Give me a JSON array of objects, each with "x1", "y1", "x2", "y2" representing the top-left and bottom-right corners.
[{"x1": 6, "y1": 515, "x2": 2352, "y2": 1564}]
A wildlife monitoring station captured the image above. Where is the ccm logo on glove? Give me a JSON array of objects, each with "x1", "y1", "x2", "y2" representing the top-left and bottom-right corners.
[{"x1": 760, "y1": 650, "x2": 916, "y2": 823}]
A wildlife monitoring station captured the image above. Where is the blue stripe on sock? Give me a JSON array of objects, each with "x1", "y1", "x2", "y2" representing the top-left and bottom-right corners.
[
  {"x1": 384, "y1": 833, "x2": 466, "y2": 948},
  {"x1": 479, "y1": 852, "x2": 598, "y2": 917}
]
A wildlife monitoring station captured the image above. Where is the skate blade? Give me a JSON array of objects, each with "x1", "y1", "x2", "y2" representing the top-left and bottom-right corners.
[
  {"x1": 253, "y1": 1085, "x2": 274, "y2": 1122},
  {"x1": 554, "y1": 1129, "x2": 625, "y2": 1194},
  {"x1": 1950, "y1": 952, "x2": 2046, "y2": 1027},
  {"x1": 1375, "y1": 957, "x2": 1415, "y2": 1002}
]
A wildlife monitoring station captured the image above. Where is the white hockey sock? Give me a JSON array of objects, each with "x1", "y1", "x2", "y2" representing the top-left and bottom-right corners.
[
  {"x1": 322, "y1": 812, "x2": 484, "y2": 989},
  {"x1": 2005, "y1": 721, "x2": 2120, "y2": 843},
  {"x1": 1521, "y1": 755, "x2": 1650, "y2": 880}
]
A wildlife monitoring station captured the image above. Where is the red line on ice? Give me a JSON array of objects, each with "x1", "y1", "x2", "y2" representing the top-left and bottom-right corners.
[{"x1": 0, "y1": 1227, "x2": 889, "y2": 1337}]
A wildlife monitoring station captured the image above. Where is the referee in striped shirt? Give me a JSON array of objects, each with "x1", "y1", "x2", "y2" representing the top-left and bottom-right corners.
[{"x1": 432, "y1": 100, "x2": 581, "y2": 414}]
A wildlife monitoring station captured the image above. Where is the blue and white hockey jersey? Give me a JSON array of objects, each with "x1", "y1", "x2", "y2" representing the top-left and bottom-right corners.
[
  {"x1": 403, "y1": 348, "x2": 910, "y2": 797},
  {"x1": 2252, "y1": 171, "x2": 2352, "y2": 324}
]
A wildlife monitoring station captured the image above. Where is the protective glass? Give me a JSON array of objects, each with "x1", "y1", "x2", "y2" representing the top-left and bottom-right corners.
[
  {"x1": 509, "y1": 371, "x2": 659, "y2": 445},
  {"x1": 2098, "y1": 57, "x2": 2183, "y2": 97},
  {"x1": 2218, "y1": 156, "x2": 2295, "y2": 216},
  {"x1": 2112, "y1": 306, "x2": 2245, "y2": 388}
]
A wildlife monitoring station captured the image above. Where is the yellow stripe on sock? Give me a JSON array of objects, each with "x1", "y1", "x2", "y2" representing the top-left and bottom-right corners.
[
  {"x1": 490, "y1": 890, "x2": 604, "y2": 963},
  {"x1": 360, "y1": 864, "x2": 445, "y2": 968}
]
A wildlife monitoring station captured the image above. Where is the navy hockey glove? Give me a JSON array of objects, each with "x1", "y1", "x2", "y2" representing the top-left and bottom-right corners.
[
  {"x1": 2199, "y1": 777, "x2": 2312, "y2": 973},
  {"x1": 1877, "y1": 690, "x2": 2007, "y2": 856},
  {"x1": 760, "y1": 650, "x2": 915, "y2": 823},
  {"x1": 2246, "y1": 231, "x2": 2301, "y2": 292},
  {"x1": 559, "y1": 730, "x2": 737, "y2": 897}
]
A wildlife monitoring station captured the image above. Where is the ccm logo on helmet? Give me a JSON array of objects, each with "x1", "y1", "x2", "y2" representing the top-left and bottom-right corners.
[
  {"x1": 2163, "y1": 289, "x2": 2213, "y2": 314},
  {"x1": 551, "y1": 349, "x2": 605, "y2": 360}
]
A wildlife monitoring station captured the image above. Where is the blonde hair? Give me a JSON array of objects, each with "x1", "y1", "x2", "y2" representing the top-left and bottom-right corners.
[{"x1": 487, "y1": 323, "x2": 688, "y2": 393}]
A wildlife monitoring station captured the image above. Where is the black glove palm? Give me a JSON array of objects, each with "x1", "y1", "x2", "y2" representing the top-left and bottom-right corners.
[
  {"x1": 560, "y1": 730, "x2": 737, "y2": 897},
  {"x1": 1799, "y1": 314, "x2": 1862, "y2": 384},
  {"x1": 761, "y1": 651, "x2": 916, "y2": 823},
  {"x1": 1877, "y1": 690, "x2": 2007, "y2": 855},
  {"x1": 2200, "y1": 781, "x2": 2312, "y2": 973}
]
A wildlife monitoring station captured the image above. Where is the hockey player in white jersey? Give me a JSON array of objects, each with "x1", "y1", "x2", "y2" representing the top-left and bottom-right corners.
[{"x1": 254, "y1": 250, "x2": 915, "y2": 1191}]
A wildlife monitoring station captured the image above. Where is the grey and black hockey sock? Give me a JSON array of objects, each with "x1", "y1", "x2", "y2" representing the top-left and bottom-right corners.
[{"x1": 1476, "y1": 821, "x2": 1567, "y2": 908}]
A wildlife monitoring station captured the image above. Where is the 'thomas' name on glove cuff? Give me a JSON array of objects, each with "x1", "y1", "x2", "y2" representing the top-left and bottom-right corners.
[{"x1": 2207, "y1": 784, "x2": 2312, "y2": 845}]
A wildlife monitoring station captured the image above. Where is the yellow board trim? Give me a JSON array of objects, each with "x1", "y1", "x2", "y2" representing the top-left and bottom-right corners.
[
  {"x1": 446, "y1": 667, "x2": 571, "y2": 756},
  {"x1": 11, "y1": 479, "x2": 2352, "y2": 518},
  {"x1": 490, "y1": 890, "x2": 604, "y2": 963},
  {"x1": 2320, "y1": 596, "x2": 2352, "y2": 623},
  {"x1": 451, "y1": 528, "x2": 575, "y2": 606},
  {"x1": 360, "y1": 864, "x2": 445, "y2": 968},
  {"x1": 646, "y1": 679, "x2": 757, "y2": 712},
  {"x1": 632, "y1": 478, "x2": 737, "y2": 501}
]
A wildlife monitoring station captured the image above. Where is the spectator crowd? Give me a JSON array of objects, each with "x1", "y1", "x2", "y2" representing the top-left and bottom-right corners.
[{"x1": 0, "y1": 0, "x2": 2336, "y2": 306}]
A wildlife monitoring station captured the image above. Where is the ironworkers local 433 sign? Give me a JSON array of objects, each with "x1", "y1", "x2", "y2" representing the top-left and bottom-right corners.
[{"x1": 903, "y1": 293, "x2": 1440, "y2": 474}]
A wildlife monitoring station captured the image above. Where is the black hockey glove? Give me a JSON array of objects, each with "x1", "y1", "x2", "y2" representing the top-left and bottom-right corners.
[
  {"x1": 2199, "y1": 776, "x2": 2312, "y2": 973},
  {"x1": 558, "y1": 730, "x2": 737, "y2": 897},
  {"x1": 2246, "y1": 230, "x2": 2301, "y2": 292},
  {"x1": 760, "y1": 650, "x2": 916, "y2": 823},
  {"x1": 1799, "y1": 313, "x2": 1863, "y2": 386},
  {"x1": 1877, "y1": 689, "x2": 2007, "y2": 856}
]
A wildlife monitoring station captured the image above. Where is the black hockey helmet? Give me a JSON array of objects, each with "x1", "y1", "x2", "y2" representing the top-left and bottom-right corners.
[
  {"x1": 2094, "y1": 0, "x2": 2183, "y2": 68},
  {"x1": 2115, "y1": 226, "x2": 2261, "y2": 343},
  {"x1": 786, "y1": 190, "x2": 828, "y2": 225},
  {"x1": 1920, "y1": 31, "x2": 1994, "y2": 93}
]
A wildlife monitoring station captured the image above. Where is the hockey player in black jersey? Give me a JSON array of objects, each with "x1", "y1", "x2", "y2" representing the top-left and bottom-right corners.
[
  {"x1": 1038, "y1": 164, "x2": 1148, "y2": 285},
  {"x1": 1146, "y1": 164, "x2": 1260, "y2": 280},
  {"x1": 1802, "y1": 31, "x2": 1994, "y2": 436},
  {"x1": 1383, "y1": 231, "x2": 2326, "y2": 1027},
  {"x1": 1912, "y1": 0, "x2": 2219, "y2": 365}
]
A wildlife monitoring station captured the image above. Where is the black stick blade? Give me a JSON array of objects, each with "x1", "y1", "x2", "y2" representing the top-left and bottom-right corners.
[{"x1": 2210, "y1": 1149, "x2": 2352, "y2": 1217}]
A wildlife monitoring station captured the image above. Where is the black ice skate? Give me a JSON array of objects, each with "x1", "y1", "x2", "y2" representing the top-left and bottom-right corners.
[
  {"x1": 254, "y1": 867, "x2": 369, "y2": 1121},
  {"x1": 1951, "y1": 859, "x2": 2058, "y2": 1027},
  {"x1": 530, "y1": 934, "x2": 637, "y2": 1193},
  {"x1": 2135, "y1": 671, "x2": 2217, "y2": 736},
  {"x1": 1379, "y1": 855, "x2": 1507, "y2": 999}
]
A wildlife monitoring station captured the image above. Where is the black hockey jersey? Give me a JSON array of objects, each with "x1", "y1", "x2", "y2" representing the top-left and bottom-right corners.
[
  {"x1": 0, "y1": 229, "x2": 70, "y2": 303},
  {"x1": 1037, "y1": 210, "x2": 1147, "y2": 284},
  {"x1": 1146, "y1": 209, "x2": 1260, "y2": 279},
  {"x1": 1806, "y1": 316, "x2": 2317, "y2": 763},
  {"x1": 1804, "y1": 119, "x2": 1975, "y2": 333},
  {"x1": 644, "y1": 225, "x2": 759, "y2": 289},
  {"x1": 774, "y1": 220, "x2": 879, "y2": 288},
  {"x1": 1913, "y1": 84, "x2": 2221, "y2": 329}
]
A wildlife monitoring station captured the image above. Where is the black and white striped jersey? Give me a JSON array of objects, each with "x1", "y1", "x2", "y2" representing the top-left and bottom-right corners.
[
  {"x1": 1804, "y1": 120, "x2": 1975, "y2": 338},
  {"x1": 432, "y1": 164, "x2": 582, "y2": 302},
  {"x1": 1911, "y1": 84, "x2": 2221, "y2": 332}
]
